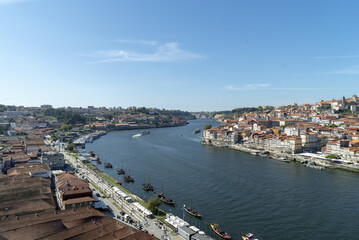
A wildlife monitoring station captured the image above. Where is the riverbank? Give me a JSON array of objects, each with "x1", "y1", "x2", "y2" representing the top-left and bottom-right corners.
[
  {"x1": 223, "y1": 142, "x2": 359, "y2": 173},
  {"x1": 81, "y1": 119, "x2": 359, "y2": 239},
  {"x1": 59, "y1": 148, "x2": 184, "y2": 240}
]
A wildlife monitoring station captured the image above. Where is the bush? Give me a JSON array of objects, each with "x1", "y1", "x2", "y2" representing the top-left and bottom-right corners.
[
  {"x1": 203, "y1": 124, "x2": 212, "y2": 131},
  {"x1": 147, "y1": 197, "x2": 161, "y2": 213},
  {"x1": 326, "y1": 154, "x2": 340, "y2": 159}
]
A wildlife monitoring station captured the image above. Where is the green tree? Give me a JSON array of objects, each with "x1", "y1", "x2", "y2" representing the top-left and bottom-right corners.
[
  {"x1": 66, "y1": 143, "x2": 75, "y2": 152},
  {"x1": 15, "y1": 131, "x2": 28, "y2": 136},
  {"x1": 203, "y1": 124, "x2": 212, "y2": 131},
  {"x1": 326, "y1": 154, "x2": 340, "y2": 159},
  {"x1": 0, "y1": 105, "x2": 6, "y2": 112},
  {"x1": 61, "y1": 124, "x2": 73, "y2": 132},
  {"x1": 147, "y1": 197, "x2": 161, "y2": 213}
]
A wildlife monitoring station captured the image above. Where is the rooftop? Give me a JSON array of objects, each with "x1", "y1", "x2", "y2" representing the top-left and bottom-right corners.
[{"x1": 0, "y1": 207, "x2": 158, "y2": 240}]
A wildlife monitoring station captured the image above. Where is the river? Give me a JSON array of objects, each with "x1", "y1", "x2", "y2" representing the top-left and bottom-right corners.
[{"x1": 86, "y1": 119, "x2": 359, "y2": 240}]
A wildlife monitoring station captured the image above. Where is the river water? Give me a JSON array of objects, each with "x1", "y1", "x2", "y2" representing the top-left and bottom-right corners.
[{"x1": 86, "y1": 119, "x2": 359, "y2": 240}]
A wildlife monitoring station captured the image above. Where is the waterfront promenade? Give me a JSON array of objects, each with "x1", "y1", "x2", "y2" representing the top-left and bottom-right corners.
[
  {"x1": 228, "y1": 142, "x2": 359, "y2": 172},
  {"x1": 47, "y1": 140, "x2": 183, "y2": 240}
]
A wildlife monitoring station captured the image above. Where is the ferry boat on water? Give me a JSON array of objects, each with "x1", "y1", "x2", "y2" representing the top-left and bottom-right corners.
[
  {"x1": 132, "y1": 130, "x2": 151, "y2": 138},
  {"x1": 241, "y1": 233, "x2": 259, "y2": 240},
  {"x1": 210, "y1": 224, "x2": 231, "y2": 239}
]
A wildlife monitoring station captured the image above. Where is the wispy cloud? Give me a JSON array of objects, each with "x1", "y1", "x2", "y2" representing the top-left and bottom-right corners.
[
  {"x1": 314, "y1": 55, "x2": 359, "y2": 59},
  {"x1": 115, "y1": 39, "x2": 158, "y2": 46},
  {"x1": 224, "y1": 84, "x2": 271, "y2": 90},
  {"x1": 224, "y1": 84, "x2": 353, "y2": 91},
  {"x1": 330, "y1": 65, "x2": 359, "y2": 75},
  {"x1": 85, "y1": 42, "x2": 204, "y2": 63}
]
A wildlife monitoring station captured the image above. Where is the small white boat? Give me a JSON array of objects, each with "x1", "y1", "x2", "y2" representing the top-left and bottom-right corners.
[{"x1": 132, "y1": 130, "x2": 150, "y2": 138}]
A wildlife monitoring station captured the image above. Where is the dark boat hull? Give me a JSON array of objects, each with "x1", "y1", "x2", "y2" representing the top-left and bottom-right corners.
[
  {"x1": 157, "y1": 194, "x2": 174, "y2": 205},
  {"x1": 124, "y1": 175, "x2": 134, "y2": 183},
  {"x1": 184, "y1": 208, "x2": 202, "y2": 218},
  {"x1": 142, "y1": 184, "x2": 154, "y2": 191}
]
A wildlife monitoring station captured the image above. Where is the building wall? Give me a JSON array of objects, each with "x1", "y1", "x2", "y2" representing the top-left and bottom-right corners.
[{"x1": 41, "y1": 153, "x2": 64, "y2": 170}]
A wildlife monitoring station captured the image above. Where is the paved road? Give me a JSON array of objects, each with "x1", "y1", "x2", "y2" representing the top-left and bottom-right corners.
[{"x1": 48, "y1": 140, "x2": 183, "y2": 240}]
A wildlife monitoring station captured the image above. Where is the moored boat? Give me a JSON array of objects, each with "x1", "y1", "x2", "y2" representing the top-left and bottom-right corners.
[
  {"x1": 278, "y1": 157, "x2": 290, "y2": 163},
  {"x1": 116, "y1": 168, "x2": 125, "y2": 175},
  {"x1": 184, "y1": 207, "x2": 202, "y2": 218},
  {"x1": 210, "y1": 224, "x2": 231, "y2": 239},
  {"x1": 142, "y1": 183, "x2": 154, "y2": 191},
  {"x1": 124, "y1": 174, "x2": 134, "y2": 183},
  {"x1": 157, "y1": 193, "x2": 174, "y2": 205},
  {"x1": 193, "y1": 128, "x2": 201, "y2": 134},
  {"x1": 104, "y1": 163, "x2": 112, "y2": 168},
  {"x1": 241, "y1": 233, "x2": 258, "y2": 240}
]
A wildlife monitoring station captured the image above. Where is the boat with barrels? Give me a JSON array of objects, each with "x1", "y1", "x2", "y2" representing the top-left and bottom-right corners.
[
  {"x1": 157, "y1": 193, "x2": 174, "y2": 205},
  {"x1": 157, "y1": 184, "x2": 174, "y2": 205},
  {"x1": 184, "y1": 207, "x2": 202, "y2": 218},
  {"x1": 124, "y1": 175, "x2": 134, "y2": 183},
  {"x1": 116, "y1": 168, "x2": 125, "y2": 175},
  {"x1": 184, "y1": 201, "x2": 202, "y2": 218},
  {"x1": 104, "y1": 163, "x2": 112, "y2": 168},
  {"x1": 142, "y1": 183, "x2": 154, "y2": 191}
]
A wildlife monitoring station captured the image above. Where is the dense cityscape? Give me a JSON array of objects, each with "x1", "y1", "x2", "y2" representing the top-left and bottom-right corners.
[
  {"x1": 0, "y1": 94, "x2": 359, "y2": 239},
  {"x1": 2, "y1": 0, "x2": 359, "y2": 239}
]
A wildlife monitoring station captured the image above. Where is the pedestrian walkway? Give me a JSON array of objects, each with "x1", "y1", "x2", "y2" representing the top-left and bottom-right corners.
[{"x1": 55, "y1": 144, "x2": 183, "y2": 240}]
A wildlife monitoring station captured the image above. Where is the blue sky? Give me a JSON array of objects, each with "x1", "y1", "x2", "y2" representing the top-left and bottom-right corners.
[{"x1": 1, "y1": 0, "x2": 359, "y2": 111}]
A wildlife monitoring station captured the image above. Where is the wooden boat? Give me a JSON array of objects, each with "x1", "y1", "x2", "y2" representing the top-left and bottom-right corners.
[
  {"x1": 184, "y1": 207, "x2": 202, "y2": 218},
  {"x1": 193, "y1": 128, "x2": 201, "y2": 134},
  {"x1": 158, "y1": 194, "x2": 173, "y2": 204},
  {"x1": 184, "y1": 200, "x2": 202, "y2": 218},
  {"x1": 124, "y1": 175, "x2": 134, "y2": 183},
  {"x1": 142, "y1": 183, "x2": 154, "y2": 191},
  {"x1": 210, "y1": 224, "x2": 231, "y2": 239},
  {"x1": 104, "y1": 163, "x2": 112, "y2": 168},
  {"x1": 157, "y1": 193, "x2": 174, "y2": 205},
  {"x1": 116, "y1": 168, "x2": 125, "y2": 175},
  {"x1": 241, "y1": 233, "x2": 258, "y2": 240},
  {"x1": 96, "y1": 159, "x2": 102, "y2": 164},
  {"x1": 157, "y1": 184, "x2": 174, "y2": 205}
]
